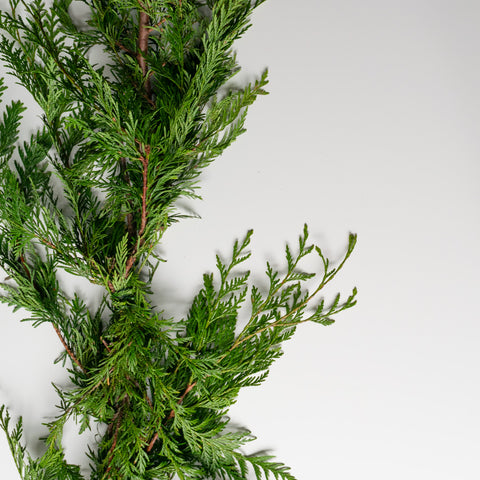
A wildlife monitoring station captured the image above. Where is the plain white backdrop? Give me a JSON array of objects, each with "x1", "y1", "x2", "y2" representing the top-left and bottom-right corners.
[{"x1": 1, "y1": 0, "x2": 480, "y2": 478}]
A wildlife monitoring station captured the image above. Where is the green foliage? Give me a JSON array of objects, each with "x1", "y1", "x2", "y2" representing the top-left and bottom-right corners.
[{"x1": 0, "y1": 1, "x2": 357, "y2": 479}]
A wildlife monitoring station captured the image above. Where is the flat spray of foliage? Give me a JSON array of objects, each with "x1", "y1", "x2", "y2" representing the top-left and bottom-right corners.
[{"x1": 0, "y1": 0, "x2": 357, "y2": 478}]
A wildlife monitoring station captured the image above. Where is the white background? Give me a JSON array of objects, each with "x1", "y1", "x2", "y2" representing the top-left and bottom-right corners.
[{"x1": 1, "y1": 0, "x2": 480, "y2": 478}]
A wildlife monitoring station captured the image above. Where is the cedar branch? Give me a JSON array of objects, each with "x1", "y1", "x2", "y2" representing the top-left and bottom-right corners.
[{"x1": 18, "y1": 253, "x2": 87, "y2": 373}]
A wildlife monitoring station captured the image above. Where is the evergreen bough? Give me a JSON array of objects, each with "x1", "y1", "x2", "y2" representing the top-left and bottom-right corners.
[{"x1": 0, "y1": 0, "x2": 357, "y2": 478}]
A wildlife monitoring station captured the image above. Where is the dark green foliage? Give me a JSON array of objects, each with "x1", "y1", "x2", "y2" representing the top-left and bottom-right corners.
[{"x1": 0, "y1": 1, "x2": 357, "y2": 478}]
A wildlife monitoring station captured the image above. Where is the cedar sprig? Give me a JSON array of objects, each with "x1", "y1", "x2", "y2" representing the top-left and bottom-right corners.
[{"x1": 0, "y1": 1, "x2": 356, "y2": 479}]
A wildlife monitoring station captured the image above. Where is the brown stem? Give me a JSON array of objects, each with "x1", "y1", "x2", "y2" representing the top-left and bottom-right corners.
[
  {"x1": 137, "y1": 9, "x2": 152, "y2": 96},
  {"x1": 151, "y1": 18, "x2": 166, "y2": 29},
  {"x1": 146, "y1": 432, "x2": 158, "y2": 453},
  {"x1": 42, "y1": 238, "x2": 57, "y2": 250},
  {"x1": 101, "y1": 336, "x2": 112, "y2": 353},
  {"x1": 52, "y1": 324, "x2": 87, "y2": 373},
  {"x1": 124, "y1": 256, "x2": 135, "y2": 279},
  {"x1": 18, "y1": 254, "x2": 31, "y2": 279}
]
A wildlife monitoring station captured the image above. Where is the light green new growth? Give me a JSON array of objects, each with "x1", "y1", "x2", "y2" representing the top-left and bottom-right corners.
[{"x1": 0, "y1": 0, "x2": 357, "y2": 478}]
